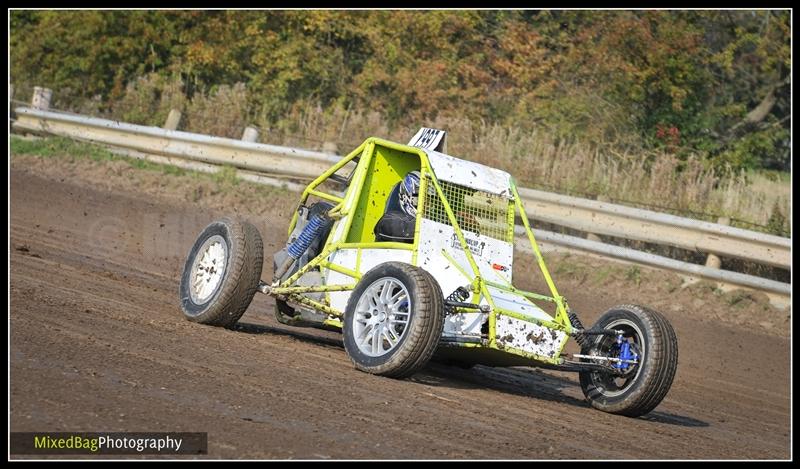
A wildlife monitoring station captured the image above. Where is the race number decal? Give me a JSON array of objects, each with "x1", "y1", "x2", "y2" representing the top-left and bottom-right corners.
[{"x1": 408, "y1": 127, "x2": 447, "y2": 152}]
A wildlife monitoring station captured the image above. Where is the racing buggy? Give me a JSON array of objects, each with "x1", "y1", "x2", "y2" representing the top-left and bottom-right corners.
[{"x1": 179, "y1": 128, "x2": 678, "y2": 417}]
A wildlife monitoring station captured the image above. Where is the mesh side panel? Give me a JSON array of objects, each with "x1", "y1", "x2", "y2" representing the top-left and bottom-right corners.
[{"x1": 423, "y1": 177, "x2": 513, "y2": 243}]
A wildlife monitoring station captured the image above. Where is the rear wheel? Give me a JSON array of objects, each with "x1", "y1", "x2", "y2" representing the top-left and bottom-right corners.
[
  {"x1": 343, "y1": 262, "x2": 444, "y2": 378},
  {"x1": 578, "y1": 304, "x2": 678, "y2": 417},
  {"x1": 179, "y1": 217, "x2": 263, "y2": 328}
]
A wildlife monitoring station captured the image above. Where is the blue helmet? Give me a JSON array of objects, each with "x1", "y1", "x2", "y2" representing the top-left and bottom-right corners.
[{"x1": 399, "y1": 171, "x2": 421, "y2": 217}]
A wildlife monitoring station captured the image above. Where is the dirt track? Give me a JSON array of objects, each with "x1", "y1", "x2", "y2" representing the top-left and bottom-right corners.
[{"x1": 10, "y1": 159, "x2": 791, "y2": 459}]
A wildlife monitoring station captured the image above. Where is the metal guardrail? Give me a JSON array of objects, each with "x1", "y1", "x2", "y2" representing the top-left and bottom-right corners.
[
  {"x1": 516, "y1": 227, "x2": 790, "y2": 295},
  {"x1": 517, "y1": 187, "x2": 790, "y2": 269},
  {"x1": 12, "y1": 107, "x2": 341, "y2": 179},
  {"x1": 11, "y1": 106, "x2": 791, "y2": 297}
]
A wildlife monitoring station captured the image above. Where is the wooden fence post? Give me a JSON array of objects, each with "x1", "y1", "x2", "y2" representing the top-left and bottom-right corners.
[
  {"x1": 705, "y1": 216, "x2": 730, "y2": 269},
  {"x1": 31, "y1": 86, "x2": 53, "y2": 111},
  {"x1": 322, "y1": 141, "x2": 338, "y2": 155},
  {"x1": 163, "y1": 109, "x2": 182, "y2": 130},
  {"x1": 586, "y1": 195, "x2": 608, "y2": 242},
  {"x1": 241, "y1": 126, "x2": 259, "y2": 142}
]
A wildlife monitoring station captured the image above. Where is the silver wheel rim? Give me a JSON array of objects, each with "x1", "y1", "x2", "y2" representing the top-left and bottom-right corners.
[
  {"x1": 189, "y1": 235, "x2": 228, "y2": 304},
  {"x1": 590, "y1": 318, "x2": 645, "y2": 398},
  {"x1": 352, "y1": 277, "x2": 411, "y2": 357}
]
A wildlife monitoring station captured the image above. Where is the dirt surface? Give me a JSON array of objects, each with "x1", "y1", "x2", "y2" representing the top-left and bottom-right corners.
[{"x1": 9, "y1": 153, "x2": 792, "y2": 459}]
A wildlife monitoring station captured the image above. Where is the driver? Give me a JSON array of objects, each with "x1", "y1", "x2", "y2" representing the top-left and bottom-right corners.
[{"x1": 374, "y1": 171, "x2": 421, "y2": 243}]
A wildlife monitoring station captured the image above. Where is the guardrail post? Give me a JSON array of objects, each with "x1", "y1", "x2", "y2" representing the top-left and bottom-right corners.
[
  {"x1": 241, "y1": 126, "x2": 259, "y2": 143},
  {"x1": 31, "y1": 86, "x2": 53, "y2": 111},
  {"x1": 322, "y1": 141, "x2": 338, "y2": 155},
  {"x1": 704, "y1": 216, "x2": 730, "y2": 269},
  {"x1": 163, "y1": 109, "x2": 182, "y2": 130},
  {"x1": 586, "y1": 195, "x2": 608, "y2": 242}
]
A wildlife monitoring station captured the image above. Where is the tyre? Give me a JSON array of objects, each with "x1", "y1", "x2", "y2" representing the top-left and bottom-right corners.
[
  {"x1": 343, "y1": 262, "x2": 444, "y2": 378},
  {"x1": 578, "y1": 304, "x2": 678, "y2": 417},
  {"x1": 179, "y1": 217, "x2": 264, "y2": 328}
]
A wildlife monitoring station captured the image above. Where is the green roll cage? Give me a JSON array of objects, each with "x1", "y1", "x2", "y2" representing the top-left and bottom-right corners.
[{"x1": 268, "y1": 137, "x2": 575, "y2": 365}]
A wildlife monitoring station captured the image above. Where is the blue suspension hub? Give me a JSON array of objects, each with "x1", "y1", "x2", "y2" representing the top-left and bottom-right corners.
[{"x1": 612, "y1": 334, "x2": 638, "y2": 370}]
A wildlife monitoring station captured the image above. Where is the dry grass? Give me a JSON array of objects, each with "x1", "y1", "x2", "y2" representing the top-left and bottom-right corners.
[
  {"x1": 264, "y1": 106, "x2": 791, "y2": 236},
  {"x1": 47, "y1": 74, "x2": 791, "y2": 237}
]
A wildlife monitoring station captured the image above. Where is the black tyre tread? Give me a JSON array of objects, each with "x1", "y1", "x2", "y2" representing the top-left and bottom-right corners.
[
  {"x1": 615, "y1": 304, "x2": 676, "y2": 416},
  {"x1": 579, "y1": 304, "x2": 678, "y2": 417},
  {"x1": 344, "y1": 262, "x2": 444, "y2": 379},
  {"x1": 182, "y1": 218, "x2": 263, "y2": 329},
  {"x1": 627, "y1": 304, "x2": 678, "y2": 416},
  {"x1": 622, "y1": 304, "x2": 677, "y2": 416},
  {"x1": 388, "y1": 267, "x2": 445, "y2": 378},
  {"x1": 216, "y1": 220, "x2": 264, "y2": 328}
]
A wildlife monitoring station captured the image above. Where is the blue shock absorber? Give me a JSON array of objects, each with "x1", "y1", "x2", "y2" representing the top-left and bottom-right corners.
[
  {"x1": 613, "y1": 334, "x2": 635, "y2": 370},
  {"x1": 287, "y1": 215, "x2": 328, "y2": 259}
]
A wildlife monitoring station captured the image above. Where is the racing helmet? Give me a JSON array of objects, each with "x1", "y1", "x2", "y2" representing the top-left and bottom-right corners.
[{"x1": 398, "y1": 170, "x2": 421, "y2": 217}]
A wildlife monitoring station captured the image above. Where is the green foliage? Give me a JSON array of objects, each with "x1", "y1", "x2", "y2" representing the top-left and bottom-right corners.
[
  {"x1": 212, "y1": 165, "x2": 240, "y2": 186},
  {"x1": 10, "y1": 136, "x2": 115, "y2": 161},
  {"x1": 710, "y1": 126, "x2": 789, "y2": 172},
  {"x1": 10, "y1": 10, "x2": 791, "y2": 172},
  {"x1": 625, "y1": 266, "x2": 642, "y2": 286},
  {"x1": 593, "y1": 267, "x2": 613, "y2": 285},
  {"x1": 724, "y1": 290, "x2": 756, "y2": 307},
  {"x1": 10, "y1": 135, "x2": 185, "y2": 176}
]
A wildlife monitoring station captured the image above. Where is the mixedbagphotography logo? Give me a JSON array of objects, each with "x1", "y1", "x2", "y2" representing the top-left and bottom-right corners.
[{"x1": 10, "y1": 432, "x2": 207, "y2": 455}]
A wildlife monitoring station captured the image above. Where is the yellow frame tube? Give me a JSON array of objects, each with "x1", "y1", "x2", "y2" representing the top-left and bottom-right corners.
[
  {"x1": 270, "y1": 284, "x2": 356, "y2": 295},
  {"x1": 288, "y1": 141, "x2": 366, "y2": 234},
  {"x1": 425, "y1": 172, "x2": 499, "y2": 345},
  {"x1": 440, "y1": 249, "x2": 473, "y2": 283},
  {"x1": 337, "y1": 242, "x2": 414, "y2": 250},
  {"x1": 285, "y1": 293, "x2": 343, "y2": 317},
  {"x1": 337, "y1": 140, "x2": 374, "y2": 242},
  {"x1": 317, "y1": 260, "x2": 361, "y2": 280},
  {"x1": 510, "y1": 181, "x2": 571, "y2": 331},
  {"x1": 484, "y1": 280, "x2": 558, "y2": 304},
  {"x1": 411, "y1": 165, "x2": 429, "y2": 265},
  {"x1": 307, "y1": 189, "x2": 344, "y2": 204}
]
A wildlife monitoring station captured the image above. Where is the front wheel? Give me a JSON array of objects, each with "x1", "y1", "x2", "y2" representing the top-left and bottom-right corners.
[
  {"x1": 179, "y1": 217, "x2": 264, "y2": 328},
  {"x1": 578, "y1": 304, "x2": 678, "y2": 417},
  {"x1": 343, "y1": 262, "x2": 444, "y2": 379}
]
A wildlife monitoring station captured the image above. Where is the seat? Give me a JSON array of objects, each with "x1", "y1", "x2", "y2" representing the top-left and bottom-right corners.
[{"x1": 373, "y1": 182, "x2": 416, "y2": 243}]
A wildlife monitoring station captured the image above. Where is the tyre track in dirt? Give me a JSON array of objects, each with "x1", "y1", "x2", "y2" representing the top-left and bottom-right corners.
[{"x1": 10, "y1": 166, "x2": 791, "y2": 459}]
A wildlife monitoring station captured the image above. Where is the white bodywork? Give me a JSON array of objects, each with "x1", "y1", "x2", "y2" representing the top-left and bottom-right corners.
[
  {"x1": 417, "y1": 219, "x2": 513, "y2": 337},
  {"x1": 317, "y1": 129, "x2": 562, "y2": 358},
  {"x1": 425, "y1": 151, "x2": 513, "y2": 198},
  {"x1": 409, "y1": 128, "x2": 512, "y2": 198},
  {"x1": 496, "y1": 315, "x2": 566, "y2": 359}
]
